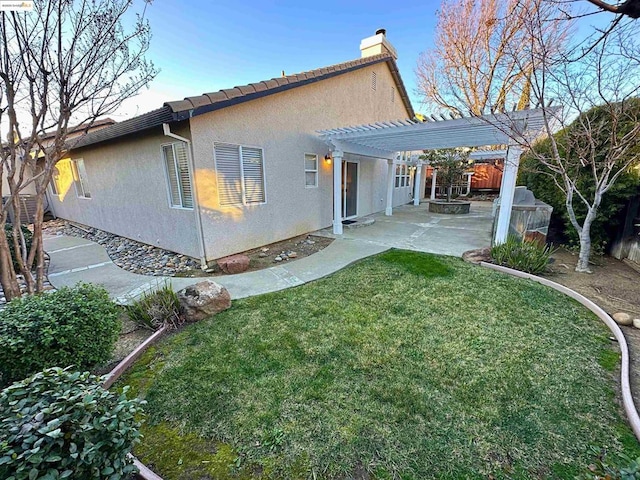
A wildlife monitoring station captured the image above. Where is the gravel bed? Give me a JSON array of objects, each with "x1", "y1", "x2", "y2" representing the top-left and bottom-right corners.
[
  {"x1": 0, "y1": 264, "x2": 54, "y2": 308},
  {"x1": 43, "y1": 219, "x2": 200, "y2": 276}
]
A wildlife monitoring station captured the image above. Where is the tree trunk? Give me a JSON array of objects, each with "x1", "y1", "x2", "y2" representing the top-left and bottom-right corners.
[
  {"x1": 447, "y1": 185, "x2": 452, "y2": 203},
  {"x1": 0, "y1": 226, "x2": 21, "y2": 301},
  {"x1": 32, "y1": 193, "x2": 46, "y2": 292},
  {"x1": 576, "y1": 207, "x2": 597, "y2": 272}
]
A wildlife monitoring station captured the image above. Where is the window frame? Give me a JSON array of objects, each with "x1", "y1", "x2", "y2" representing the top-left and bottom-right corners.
[
  {"x1": 304, "y1": 153, "x2": 318, "y2": 188},
  {"x1": 72, "y1": 158, "x2": 91, "y2": 199},
  {"x1": 213, "y1": 142, "x2": 267, "y2": 207},
  {"x1": 161, "y1": 141, "x2": 194, "y2": 210},
  {"x1": 49, "y1": 166, "x2": 60, "y2": 196},
  {"x1": 395, "y1": 163, "x2": 412, "y2": 189}
]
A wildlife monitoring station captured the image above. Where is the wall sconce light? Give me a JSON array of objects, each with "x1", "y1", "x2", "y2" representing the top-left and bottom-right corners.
[{"x1": 324, "y1": 153, "x2": 332, "y2": 165}]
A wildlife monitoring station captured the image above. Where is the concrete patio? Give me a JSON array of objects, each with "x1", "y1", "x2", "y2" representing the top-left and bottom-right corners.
[{"x1": 317, "y1": 200, "x2": 494, "y2": 257}]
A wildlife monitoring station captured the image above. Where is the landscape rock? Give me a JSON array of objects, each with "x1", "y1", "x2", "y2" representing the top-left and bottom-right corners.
[
  {"x1": 633, "y1": 318, "x2": 640, "y2": 329},
  {"x1": 613, "y1": 312, "x2": 633, "y2": 326},
  {"x1": 461, "y1": 247, "x2": 492, "y2": 265},
  {"x1": 274, "y1": 256, "x2": 283, "y2": 262},
  {"x1": 42, "y1": 219, "x2": 200, "y2": 276},
  {"x1": 217, "y1": 254, "x2": 250, "y2": 274},
  {"x1": 177, "y1": 280, "x2": 231, "y2": 322},
  {"x1": 288, "y1": 251, "x2": 298, "y2": 258}
]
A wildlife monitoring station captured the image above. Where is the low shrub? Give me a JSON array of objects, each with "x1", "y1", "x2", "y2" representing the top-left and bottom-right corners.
[
  {"x1": 0, "y1": 367, "x2": 144, "y2": 480},
  {"x1": 128, "y1": 283, "x2": 183, "y2": 331},
  {"x1": 580, "y1": 447, "x2": 640, "y2": 480},
  {"x1": 4, "y1": 224, "x2": 33, "y2": 271},
  {"x1": 490, "y1": 236, "x2": 556, "y2": 274},
  {"x1": 0, "y1": 283, "x2": 120, "y2": 387}
]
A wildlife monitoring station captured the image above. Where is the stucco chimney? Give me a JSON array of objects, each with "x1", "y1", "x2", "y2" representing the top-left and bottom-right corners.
[{"x1": 360, "y1": 28, "x2": 398, "y2": 60}]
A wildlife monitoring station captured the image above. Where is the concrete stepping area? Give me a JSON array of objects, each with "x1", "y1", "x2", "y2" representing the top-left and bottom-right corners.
[{"x1": 43, "y1": 234, "x2": 388, "y2": 303}]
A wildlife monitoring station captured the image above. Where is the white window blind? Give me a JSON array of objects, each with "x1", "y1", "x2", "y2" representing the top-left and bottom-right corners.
[
  {"x1": 304, "y1": 153, "x2": 318, "y2": 187},
  {"x1": 213, "y1": 143, "x2": 243, "y2": 206},
  {"x1": 242, "y1": 146, "x2": 266, "y2": 204},
  {"x1": 163, "y1": 142, "x2": 193, "y2": 209},
  {"x1": 73, "y1": 159, "x2": 91, "y2": 198},
  {"x1": 214, "y1": 142, "x2": 266, "y2": 206}
]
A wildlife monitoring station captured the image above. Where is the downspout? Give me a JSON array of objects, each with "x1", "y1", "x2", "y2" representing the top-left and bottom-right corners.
[{"x1": 162, "y1": 123, "x2": 208, "y2": 270}]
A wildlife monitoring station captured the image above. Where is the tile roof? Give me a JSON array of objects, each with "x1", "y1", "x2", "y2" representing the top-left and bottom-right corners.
[
  {"x1": 72, "y1": 107, "x2": 174, "y2": 149},
  {"x1": 73, "y1": 54, "x2": 414, "y2": 149},
  {"x1": 164, "y1": 53, "x2": 414, "y2": 119}
]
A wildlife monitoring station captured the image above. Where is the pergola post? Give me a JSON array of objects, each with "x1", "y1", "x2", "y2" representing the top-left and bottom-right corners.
[
  {"x1": 385, "y1": 159, "x2": 394, "y2": 216},
  {"x1": 430, "y1": 168, "x2": 438, "y2": 200},
  {"x1": 413, "y1": 163, "x2": 423, "y2": 206},
  {"x1": 494, "y1": 146, "x2": 523, "y2": 244},
  {"x1": 332, "y1": 150, "x2": 344, "y2": 234}
]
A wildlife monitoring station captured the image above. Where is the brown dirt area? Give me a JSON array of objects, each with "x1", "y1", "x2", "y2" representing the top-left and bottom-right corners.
[
  {"x1": 542, "y1": 248, "x2": 640, "y2": 408},
  {"x1": 176, "y1": 234, "x2": 334, "y2": 278}
]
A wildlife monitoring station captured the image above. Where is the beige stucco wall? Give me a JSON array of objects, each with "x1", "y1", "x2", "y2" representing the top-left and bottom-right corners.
[
  {"x1": 189, "y1": 62, "x2": 411, "y2": 260},
  {"x1": 49, "y1": 125, "x2": 200, "y2": 257}
]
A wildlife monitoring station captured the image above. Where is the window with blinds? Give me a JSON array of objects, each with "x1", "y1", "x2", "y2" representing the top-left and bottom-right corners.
[
  {"x1": 163, "y1": 142, "x2": 193, "y2": 209},
  {"x1": 214, "y1": 142, "x2": 266, "y2": 206}
]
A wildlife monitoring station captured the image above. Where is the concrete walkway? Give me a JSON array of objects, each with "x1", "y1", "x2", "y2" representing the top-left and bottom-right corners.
[
  {"x1": 43, "y1": 201, "x2": 494, "y2": 303},
  {"x1": 43, "y1": 234, "x2": 388, "y2": 303}
]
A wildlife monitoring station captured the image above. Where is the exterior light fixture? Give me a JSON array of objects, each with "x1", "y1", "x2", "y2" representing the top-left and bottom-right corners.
[{"x1": 324, "y1": 153, "x2": 332, "y2": 165}]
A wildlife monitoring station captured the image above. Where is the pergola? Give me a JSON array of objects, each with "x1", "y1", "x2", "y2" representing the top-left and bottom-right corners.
[{"x1": 318, "y1": 109, "x2": 548, "y2": 244}]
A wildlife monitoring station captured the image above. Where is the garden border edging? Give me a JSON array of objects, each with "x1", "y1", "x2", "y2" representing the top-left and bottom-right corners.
[
  {"x1": 103, "y1": 325, "x2": 168, "y2": 480},
  {"x1": 480, "y1": 261, "x2": 640, "y2": 441}
]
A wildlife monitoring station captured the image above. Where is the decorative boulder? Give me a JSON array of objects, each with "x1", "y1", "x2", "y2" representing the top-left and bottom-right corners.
[
  {"x1": 633, "y1": 318, "x2": 640, "y2": 329},
  {"x1": 461, "y1": 247, "x2": 491, "y2": 265},
  {"x1": 217, "y1": 254, "x2": 250, "y2": 274},
  {"x1": 177, "y1": 280, "x2": 231, "y2": 322},
  {"x1": 613, "y1": 312, "x2": 633, "y2": 326}
]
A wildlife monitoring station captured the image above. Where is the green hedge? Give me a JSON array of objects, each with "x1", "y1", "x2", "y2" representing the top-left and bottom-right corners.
[
  {"x1": 519, "y1": 156, "x2": 639, "y2": 253},
  {"x1": 0, "y1": 283, "x2": 121, "y2": 387},
  {"x1": 0, "y1": 367, "x2": 144, "y2": 480},
  {"x1": 3, "y1": 224, "x2": 33, "y2": 271}
]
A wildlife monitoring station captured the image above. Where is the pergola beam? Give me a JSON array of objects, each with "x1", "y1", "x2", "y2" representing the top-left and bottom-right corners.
[{"x1": 320, "y1": 108, "x2": 551, "y2": 245}]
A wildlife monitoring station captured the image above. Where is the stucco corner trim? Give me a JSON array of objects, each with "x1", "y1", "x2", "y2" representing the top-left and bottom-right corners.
[{"x1": 479, "y1": 261, "x2": 640, "y2": 442}]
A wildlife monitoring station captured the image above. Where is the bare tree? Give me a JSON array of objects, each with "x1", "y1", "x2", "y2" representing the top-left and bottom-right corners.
[
  {"x1": 0, "y1": 0, "x2": 156, "y2": 301},
  {"x1": 496, "y1": 7, "x2": 640, "y2": 272},
  {"x1": 584, "y1": 0, "x2": 640, "y2": 18},
  {"x1": 416, "y1": 0, "x2": 567, "y2": 116}
]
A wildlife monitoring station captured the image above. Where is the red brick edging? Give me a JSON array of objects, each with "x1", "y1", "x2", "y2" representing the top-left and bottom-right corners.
[{"x1": 480, "y1": 262, "x2": 640, "y2": 441}]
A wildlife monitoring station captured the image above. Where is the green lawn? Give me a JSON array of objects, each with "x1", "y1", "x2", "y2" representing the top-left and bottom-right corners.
[{"x1": 121, "y1": 250, "x2": 639, "y2": 479}]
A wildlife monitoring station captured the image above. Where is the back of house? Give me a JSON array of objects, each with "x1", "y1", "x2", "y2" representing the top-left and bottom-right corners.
[{"x1": 47, "y1": 30, "x2": 415, "y2": 264}]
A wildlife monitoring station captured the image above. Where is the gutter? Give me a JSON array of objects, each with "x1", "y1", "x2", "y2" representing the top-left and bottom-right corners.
[{"x1": 162, "y1": 123, "x2": 208, "y2": 270}]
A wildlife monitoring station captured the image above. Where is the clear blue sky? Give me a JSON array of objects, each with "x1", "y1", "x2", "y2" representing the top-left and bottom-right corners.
[
  {"x1": 116, "y1": 0, "x2": 612, "y2": 119},
  {"x1": 117, "y1": 0, "x2": 440, "y2": 118}
]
